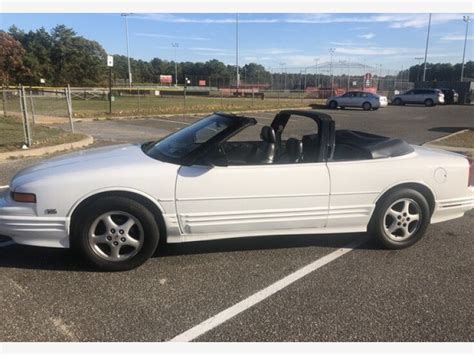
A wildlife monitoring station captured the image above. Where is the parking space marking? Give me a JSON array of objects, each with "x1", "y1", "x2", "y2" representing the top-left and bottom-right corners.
[
  {"x1": 170, "y1": 236, "x2": 369, "y2": 342},
  {"x1": 152, "y1": 118, "x2": 190, "y2": 125}
]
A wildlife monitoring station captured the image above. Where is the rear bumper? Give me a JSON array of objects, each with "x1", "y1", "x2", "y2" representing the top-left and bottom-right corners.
[
  {"x1": 431, "y1": 187, "x2": 474, "y2": 223},
  {"x1": 0, "y1": 187, "x2": 69, "y2": 248}
]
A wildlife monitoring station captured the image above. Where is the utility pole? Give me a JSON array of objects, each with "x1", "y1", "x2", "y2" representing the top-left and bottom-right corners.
[
  {"x1": 461, "y1": 16, "x2": 471, "y2": 82},
  {"x1": 121, "y1": 13, "x2": 132, "y2": 88},
  {"x1": 235, "y1": 13, "x2": 240, "y2": 94},
  {"x1": 422, "y1": 13, "x2": 431, "y2": 82},
  {"x1": 172, "y1": 42, "x2": 179, "y2": 86}
]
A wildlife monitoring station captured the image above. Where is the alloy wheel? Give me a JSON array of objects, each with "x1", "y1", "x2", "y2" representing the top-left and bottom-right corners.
[
  {"x1": 383, "y1": 198, "x2": 422, "y2": 242},
  {"x1": 88, "y1": 211, "x2": 144, "y2": 261}
]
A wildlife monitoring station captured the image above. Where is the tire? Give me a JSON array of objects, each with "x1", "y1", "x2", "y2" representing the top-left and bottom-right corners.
[
  {"x1": 369, "y1": 188, "x2": 430, "y2": 249},
  {"x1": 71, "y1": 196, "x2": 160, "y2": 271},
  {"x1": 393, "y1": 98, "x2": 402, "y2": 106},
  {"x1": 424, "y1": 98, "x2": 434, "y2": 107},
  {"x1": 362, "y1": 102, "x2": 372, "y2": 111},
  {"x1": 328, "y1": 100, "x2": 338, "y2": 109}
]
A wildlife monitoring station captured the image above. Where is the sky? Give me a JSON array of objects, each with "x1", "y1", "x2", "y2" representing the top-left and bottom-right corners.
[{"x1": 1, "y1": 13, "x2": 473, "y2": 74}]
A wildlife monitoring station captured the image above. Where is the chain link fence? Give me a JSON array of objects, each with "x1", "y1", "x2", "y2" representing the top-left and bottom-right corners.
[
  {"x1": 1, "y1": 86, "x2": 76, "y2": 150},
  {"x1": 1, "y1": 76, "x2": 416, "y2": 129}
]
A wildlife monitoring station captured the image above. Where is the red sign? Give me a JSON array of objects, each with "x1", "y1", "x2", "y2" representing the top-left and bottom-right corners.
[
  {"x1": 198, "y1": 80, "x2": 206, "y2": 86},
  {"x1": 160, "y1": 75, "x2": 173, "y2": 84}
]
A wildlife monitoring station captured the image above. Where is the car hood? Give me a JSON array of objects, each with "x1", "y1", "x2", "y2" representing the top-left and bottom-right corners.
[{"x1": 11, "y1": 144, "x2": 156, "y2": 187}]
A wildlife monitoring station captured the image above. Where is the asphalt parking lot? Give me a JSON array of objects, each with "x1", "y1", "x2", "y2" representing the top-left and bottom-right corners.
[{"x1": 0, "y1": 104, "x2": 473, "y2": 341}]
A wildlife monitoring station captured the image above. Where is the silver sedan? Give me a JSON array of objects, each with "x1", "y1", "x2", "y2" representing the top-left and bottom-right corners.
[{"x1": 326, "y1": 91, "x2": 388, "y2": 111}]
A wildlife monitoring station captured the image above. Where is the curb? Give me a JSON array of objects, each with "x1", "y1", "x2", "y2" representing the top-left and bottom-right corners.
[
  {"x1": 422, "y1": 129, "x2": 474, "y2": 155},
  {"x1": 0, "y1": 135, "x2": 94, "y2": 162}
]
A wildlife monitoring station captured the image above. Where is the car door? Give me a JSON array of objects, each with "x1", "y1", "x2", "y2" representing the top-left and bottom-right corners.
[
  {"x1": 412, "y1": 89, "x2": 425, "y2": 103},
  {"x1": 176, "y1": 163, "x2": 330, "y2": 236},
  {"x1": 175, "y1": 115, "x2": 330, "y2": 237},
  {"x1": 403, "y1": 90, "x2": 416, "y2": 103},
  {"x1": 353, "y1": 92, "x2": 366, "y2": 107},
  {"x1": 338, "y1": 92, "x2": 352, "y2": 107}
]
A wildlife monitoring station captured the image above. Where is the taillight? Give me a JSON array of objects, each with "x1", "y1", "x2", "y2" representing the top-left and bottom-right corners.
[
  {"x1": 468, "y1": 158, "x2": 474, "y2": 186},
  {"x1": 11, "y1": 191, "x2": 36, "y2": 203}
]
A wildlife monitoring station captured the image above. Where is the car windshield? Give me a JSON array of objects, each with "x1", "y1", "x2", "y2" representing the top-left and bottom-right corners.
[{"x1": 144, "y1": 114, "x2": 235, "y2": 161}]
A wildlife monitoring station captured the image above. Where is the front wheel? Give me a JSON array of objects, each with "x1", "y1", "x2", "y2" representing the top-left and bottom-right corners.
[
  {"x1": 369, "y1": 189, "x2": 430, "y2": 249},
  {"x1": 328, "y1": 100, "x2": 338, "y2": 109},
  {"x1": 393, "y1": 98, "x2": 403, "y2": 105},
  {"x1": 362, "y1": 102, "x2": 372, "y2": 111},
  {"x1": 72, "y1": 196, "x2": 160, "y2": 271}
]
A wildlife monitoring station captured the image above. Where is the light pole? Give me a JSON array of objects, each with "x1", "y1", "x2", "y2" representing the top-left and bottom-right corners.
[
  {"x1": 415, "y1": 56, "x2": 424, "y2": 82},
  {"x1": 329, "y1": 48, "x2": 335, "y2": 93},
  {"x1": 172, "y1": 42, "x2": 179, "y2": 86},
  {"x1": 314, "y1": 58, "x2": 319, "y2": 87},
  {"x1": 461, "y1": 15, "x2": 471, "y2": 82},
  {"x1": 347, "y1": 59, "x2": 351, "y2": 90},
  {"x1": 279, "y1": 62, "x2": 286, "y2": 90},
  {"x1": 121, "y1": 13, "x2": 132, "y2": 88},
  {"x1": 422, "y1": 13, "x2": 432, "y2": 82},
  {"x1": 235, "y1": 13, "x2": 240, "y2": 93}
]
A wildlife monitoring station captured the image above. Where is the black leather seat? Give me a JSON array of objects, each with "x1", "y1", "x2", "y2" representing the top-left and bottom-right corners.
[
  {"x1": 255, "y1": 126, "x2": 276, "y2": 164},
  {"x1": 302, "y1": 134, "x2": 320, "y2": 162},
  {"x1": 284, "y1": 138, "x2": 303, "y2": 163}
]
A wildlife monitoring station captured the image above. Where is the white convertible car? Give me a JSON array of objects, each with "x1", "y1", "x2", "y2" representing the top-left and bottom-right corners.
[{"x1": 1, "y1": 110, "x2": 473, "y2": 270}]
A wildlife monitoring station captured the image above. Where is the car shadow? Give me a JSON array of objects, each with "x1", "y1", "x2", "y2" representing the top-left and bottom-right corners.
[
  {"x1": 0, "y1": 233, "x2": 377, "y2": 272},
  {"x1": 309, "y1": 104, "x2": 369, "y2": 112},
  {"x1": 156, "y1": 232, "x2": 376, "y2": 257}
]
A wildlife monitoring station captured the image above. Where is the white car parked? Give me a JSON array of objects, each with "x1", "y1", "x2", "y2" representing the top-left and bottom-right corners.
[
  {"x1": 1, "y1": 110, "x2": 473, "y2": 270},
  {"x1": 326, "y1": 91, "x2": 388, "y2": 111}
]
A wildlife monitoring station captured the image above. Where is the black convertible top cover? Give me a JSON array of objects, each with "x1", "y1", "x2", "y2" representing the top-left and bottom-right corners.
[{"x1": 335, "y1": 130, "x2": 414, "y2": 159}]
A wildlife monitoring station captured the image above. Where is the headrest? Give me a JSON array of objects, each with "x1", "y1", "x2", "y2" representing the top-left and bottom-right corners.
[
  {"x1": 260, "y1": 126, "x2": 276, "y2": 143},
  {"x1": 302, "y1": 134, "x2": 320, "y2": 146},
  {"x1": 286, "y1": 138, "x2": 303, "y2": 161}
]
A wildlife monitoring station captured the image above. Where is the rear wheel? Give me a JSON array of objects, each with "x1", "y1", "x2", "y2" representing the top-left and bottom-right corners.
[
  {"x1": 328, "y1": 100, "x2": 338, "y2": 109},
  {"x1": 72, "y1": 196, "x2": 160, "y2": 271},
  {"x1": 369, "y1": 189, "x2": 430, "y2": 249},
  {"x1": 393, "y1": 98, "x2": 403, "y2": 105},
  {"x1": 362, "y1": 102, "x2": 372, "y2": 111},
  {"x1": 424, "y1": 98, "x2": 434, "y2": 107}
]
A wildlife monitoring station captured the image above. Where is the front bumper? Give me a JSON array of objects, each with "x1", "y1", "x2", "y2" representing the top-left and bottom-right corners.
[
  {"x1": 431, "y1": 187, "x2": 474, "y2": 224},
  {"x1": 0, "y1": 187, "x2": 70, "y2": 248}
]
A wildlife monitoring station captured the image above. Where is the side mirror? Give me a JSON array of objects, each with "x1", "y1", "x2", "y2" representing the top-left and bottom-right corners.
[{"x1": 200, "y1": 145, "x2": 228, "y2": 167}]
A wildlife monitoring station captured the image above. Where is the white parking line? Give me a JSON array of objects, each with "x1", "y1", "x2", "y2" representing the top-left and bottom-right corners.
[
  {"x1": 152, "y1": 118, "x2": 190, "y2": 125},
  {"x1": 170, "y1": 236, "x2": 368, "y2": 342}
]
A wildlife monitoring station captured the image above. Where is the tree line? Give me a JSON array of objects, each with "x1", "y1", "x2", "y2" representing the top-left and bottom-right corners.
[{"x1": 1, "y1": 25, "x2": 472, "y2": 87}]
